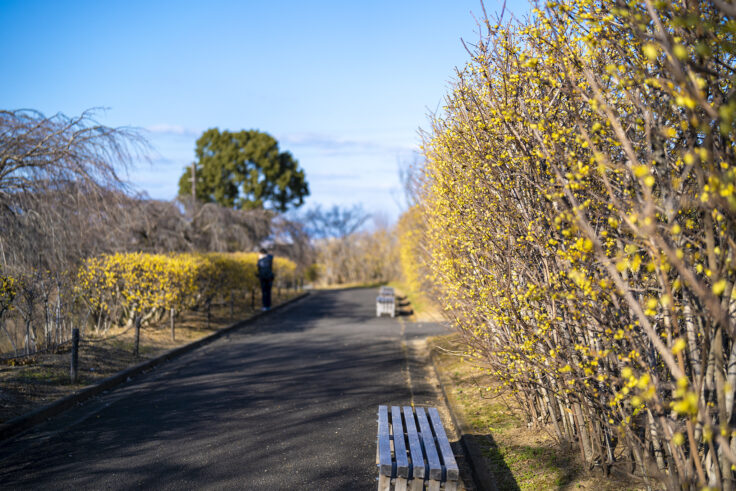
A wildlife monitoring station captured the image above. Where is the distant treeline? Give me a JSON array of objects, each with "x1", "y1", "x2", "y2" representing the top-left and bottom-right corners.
[{"x1": 0, "y1": 109, "x2": 401, "y2": 357}]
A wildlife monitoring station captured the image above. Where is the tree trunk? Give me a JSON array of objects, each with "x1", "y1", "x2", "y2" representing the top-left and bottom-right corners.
[
  {"x1": 55, "y1": 287, "x2": 62, "y2": 347},
  {"x1": 44, "y1": 296, "x2": 51, "y2": 350},
  {"x1": 647, "y1": 409, "x2": 666, "y2": 471},
  {"x1": 573, "y1": 403, "x2": 593, "y2": 465},
  {"x1": 25, "y1": 318, "x2": 32, "y2": 355}
]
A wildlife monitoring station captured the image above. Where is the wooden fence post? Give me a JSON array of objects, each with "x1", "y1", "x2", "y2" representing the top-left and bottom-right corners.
[
  {"x1": 133, "y1": 314, "x2": 141, "y2": 357},
  {"x1": 70, "y1": 328, "x2": 79, "y2": 384},
  {"x1": 170, "y1": 308, "x2": 175, "y2": 341}
]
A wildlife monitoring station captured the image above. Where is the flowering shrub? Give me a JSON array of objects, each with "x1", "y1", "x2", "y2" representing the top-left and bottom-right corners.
[
  {"x1": 0, "y1": 270, "x2": 16, "y2": 346},
  {"x1": 404, "y1": 0, "x2": 736, "y2": 487},
  {"x1": 273, "y1": 255, "x2": 298, "y2": 285},
  {"x1": 1, "y1": 251, "x2": 298, "y2": 356},
  {"x1": 76, "y1": 252, "x2": 297, "y2": 327},
  {"x1": 0, "y1": 271, "x2": 16, "y2": 317}
]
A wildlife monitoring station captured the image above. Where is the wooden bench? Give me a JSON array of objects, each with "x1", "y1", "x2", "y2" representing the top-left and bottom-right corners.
[
  {"x1": 376, "y1": 287, "x2": 396, "y2": 318},
  {"x1": 377, "y1": 405, "x2": 459, "y2": 491}
]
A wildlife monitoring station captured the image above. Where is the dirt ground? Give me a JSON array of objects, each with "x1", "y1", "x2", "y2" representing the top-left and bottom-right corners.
[{"x1": 0, "y1": 290, "x2": 301, "y2": 424}]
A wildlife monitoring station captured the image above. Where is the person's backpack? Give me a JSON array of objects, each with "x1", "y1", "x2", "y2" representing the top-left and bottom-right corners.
[{"x1": 257, "y1": 254, "x2": 274, "y2": 279}]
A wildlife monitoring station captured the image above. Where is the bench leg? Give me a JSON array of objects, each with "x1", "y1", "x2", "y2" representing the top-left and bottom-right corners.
[
  {"x1": 378, "y1": 474, "x2": 391, "y2": 491},
  {"x1": 410, "y1": 477, "x2": 424, "y2": 491},
  {"x1": 395, "y1": 477, "x2": 408, "y2": 491},
  {"x1": 427, "y1": 479, "x2": 440, "y2": 491}
]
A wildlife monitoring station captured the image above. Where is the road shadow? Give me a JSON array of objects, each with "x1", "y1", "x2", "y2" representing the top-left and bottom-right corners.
[
  {"x1": 472, "y1": 432, "x2": 521, "y2": 491},
  {"x1": 394, "y1": 295, "x2": 414, "y2": 316},
  {"x1": 250, "y1": 289, "x2": 370, "y2": 334},
  {"x1": 470, "y1": 431, "x2": 586, "y2": 491}
]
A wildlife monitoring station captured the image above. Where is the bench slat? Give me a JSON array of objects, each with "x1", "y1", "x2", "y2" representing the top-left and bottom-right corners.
[
  {"x1": 415, "y1": 407, "x2": 443, "y2": 481},
  {"x1": 428, "y1": 407, "x2": 460, "y2": 481},
  {"x1": 391, "y1": 406, "x2": 410, "y2": 478},
  {"x1": 377, "y1": 405, "x2": 393, "y2": 477},
  {"x1": 403, "y1": 406, "x2": 425, "y2": 480}
]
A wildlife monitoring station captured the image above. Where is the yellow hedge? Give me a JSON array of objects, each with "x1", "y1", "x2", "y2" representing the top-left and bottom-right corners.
[
  {"x1": 76, "y1": 252, "x2": 297, "y2": 323},
  {"x1": 406, "y1": 0, "x2": 736, "y2": 487}
]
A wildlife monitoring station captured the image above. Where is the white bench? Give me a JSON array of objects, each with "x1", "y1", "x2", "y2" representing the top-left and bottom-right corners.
[
  {"x1": 377, "y1": 405, "x2": 459, "y2": 491},
  {"x1": 380, "y1": 286, "x2": 395, "y2": 296},
  {"x1": 376, "y1": 287, "x2": 396, "y2": 317}
]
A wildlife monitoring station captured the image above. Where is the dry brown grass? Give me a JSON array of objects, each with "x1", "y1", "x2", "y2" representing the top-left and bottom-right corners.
[{"x1": 430, "y1": 333, "x2": 648, "y2": 491}]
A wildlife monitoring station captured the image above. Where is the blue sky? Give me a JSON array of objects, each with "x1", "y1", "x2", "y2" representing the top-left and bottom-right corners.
[{"x1": 1, "y1": 0, "x2": 525, "y2": 221}]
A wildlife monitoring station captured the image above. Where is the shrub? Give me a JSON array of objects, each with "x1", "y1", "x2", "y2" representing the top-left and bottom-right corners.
[
  {"x1": 403, "y1": 0, "x2": 736, "y2": 487},
  {"x1": 76, "y1": 252, "x2": 298, "y2": 329}
]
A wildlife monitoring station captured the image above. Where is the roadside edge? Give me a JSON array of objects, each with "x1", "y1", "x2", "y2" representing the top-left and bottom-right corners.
[{"x1": 429, "y1": 348, "x2": 498, "y2": 491}]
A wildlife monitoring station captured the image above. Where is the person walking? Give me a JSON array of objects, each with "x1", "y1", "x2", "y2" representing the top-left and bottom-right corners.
[{"x1": 257, "y1": 248, "x2": 274, "y2": 311}]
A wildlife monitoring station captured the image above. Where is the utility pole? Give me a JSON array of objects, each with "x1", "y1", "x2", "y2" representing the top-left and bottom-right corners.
[{"x1": 191, "y1": 162, "x2": 196, "y2": 200}]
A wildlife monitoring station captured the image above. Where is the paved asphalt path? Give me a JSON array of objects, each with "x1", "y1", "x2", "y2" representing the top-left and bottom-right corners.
[{"x1": 0, "y1": 288, "x2": 452, "y2": 490}]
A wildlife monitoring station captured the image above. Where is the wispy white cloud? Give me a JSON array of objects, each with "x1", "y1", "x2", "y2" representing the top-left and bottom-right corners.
[
  {"x1": 145, "y1": 124, "x2": 201, "y2": 137},
  {"x1": 308, "y1": 172, "x2": 364, "y2": 180},
  {"x1": 279, "y1": 132, "x2": 416, "y2": 156},
  {"x1": 143, "y1": 127, "x2": 418, "y2": 157}
]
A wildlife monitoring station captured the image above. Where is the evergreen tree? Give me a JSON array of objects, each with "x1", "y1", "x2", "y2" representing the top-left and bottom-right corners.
[{"x1": 178, "y1": 128, "x2": 309, "y2": 211}]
